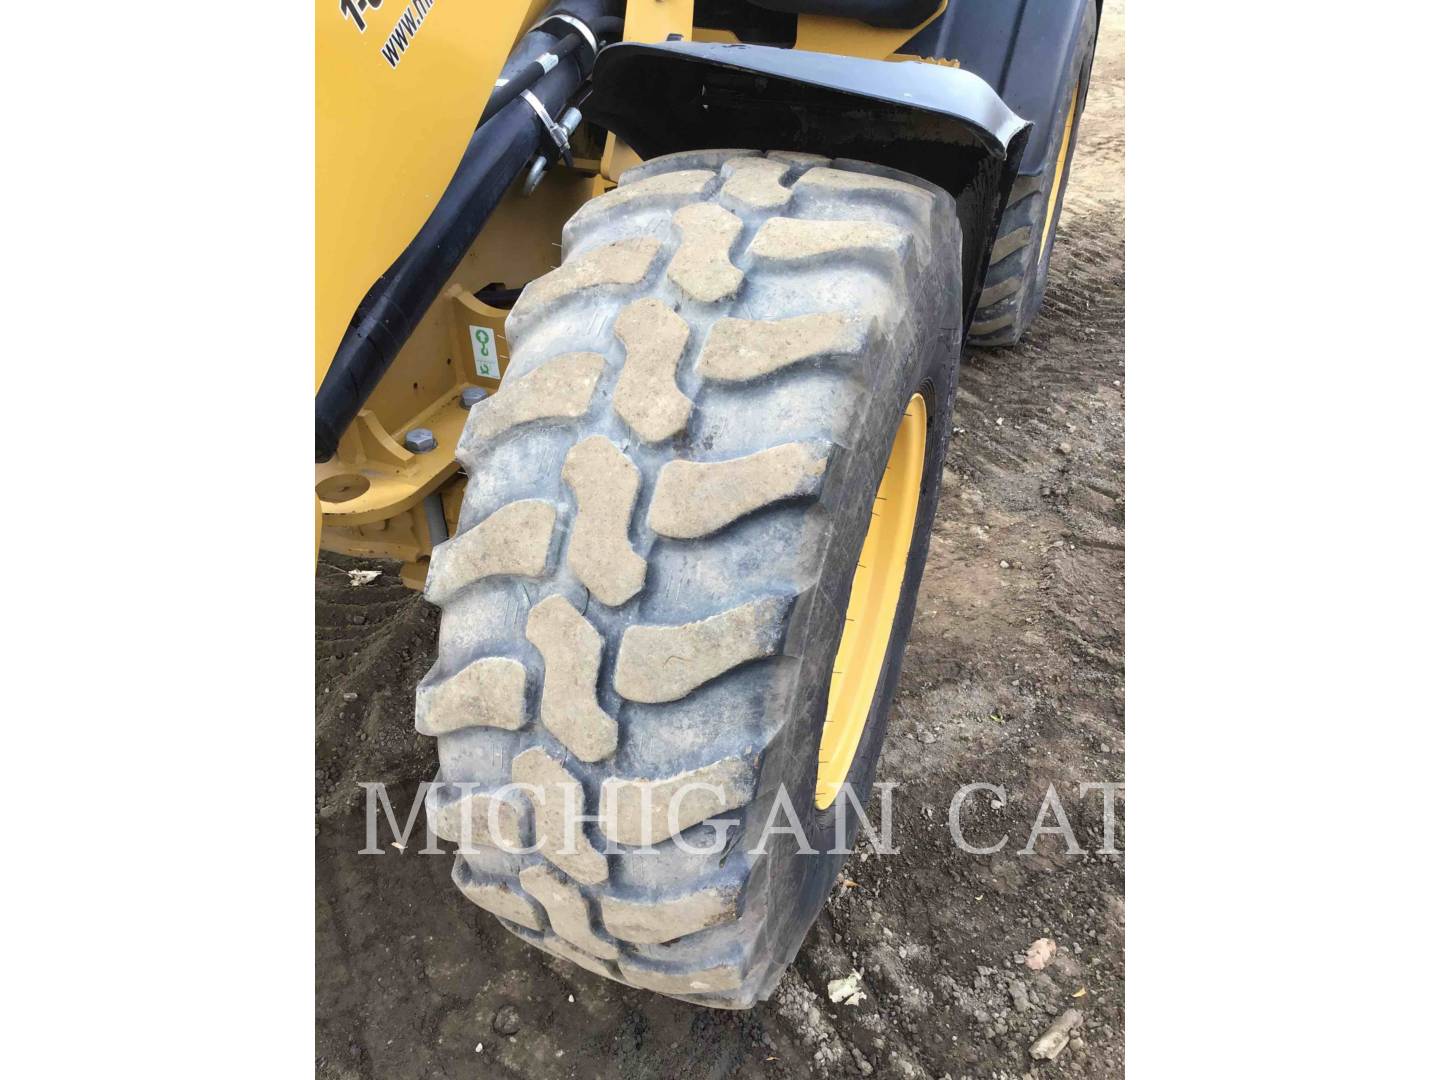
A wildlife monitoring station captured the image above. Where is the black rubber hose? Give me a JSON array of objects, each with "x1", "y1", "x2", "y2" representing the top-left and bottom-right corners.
[
  {"x1": 479, "y1": 13, "x2": 625, "y2": 127},
  {"x1": 314, "y1": 70, "x2": 580, "y2": 462},
  {"x1": 315, "y1": 0, "x2": 622, "y2": 460},
  {"x1": 478, "y1": 33, "x2": 583, "y2": 127}
]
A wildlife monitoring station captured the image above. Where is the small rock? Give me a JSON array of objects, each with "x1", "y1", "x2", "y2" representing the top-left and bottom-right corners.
[
  {"x1": 1000, "y1": 560, "x2": 1010, "y2": 569},
  {"x1": 1024, "y1": 938, "x2": 1058, "y2": 971},
  {"x1": 1007, "y1": 979, "x2": 1031, "y2": 1012},
  {"x1": 492, "y1": 1005, "x2": 521, "y2": 1036},
  {"x1": 1057, "y1": 442, "x2": 1072, "y2": 455},
  {"x1": 1029, "y1": 1009, "x2": 1083, "y2": 1060},
  {"x1": 342, "y1": 692, "x2": 358, "y2": 702}
]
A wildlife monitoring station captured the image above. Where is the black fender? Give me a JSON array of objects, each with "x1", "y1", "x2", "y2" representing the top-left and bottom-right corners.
[
  {"x1": 903, "y1": 0, "x2": 1100, "y2": 178},
  {"x1": 584, "y1": 40, "x2": 1029, "y2": 326}
]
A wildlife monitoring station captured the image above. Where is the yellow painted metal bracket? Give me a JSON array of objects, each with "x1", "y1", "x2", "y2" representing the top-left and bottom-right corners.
[
  {"x1": 317, "y1": 172, "x2": 591, "y2": 562},
  {"x1": 316, "y1": 286, "x2": 510, "y2": 530},
  {"x1": 623, "y1": 0, "x2": 695, "y2": 43},
  {"x1": 796, "y1": 0, "x2": 948, "y2": 61}
]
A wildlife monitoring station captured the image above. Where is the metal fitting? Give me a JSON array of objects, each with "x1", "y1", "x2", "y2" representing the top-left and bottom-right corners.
[
  {"x1": 521, "y1": 103, "x2": 585, "y2": 196},
  {"x1": 403, "y1": 428, "x2": 438, "y2": 453},
  {"x1": 558, "y1": 105, "x2": 583, "y2": 136},
  {"x1": 460, "y1": 387, "x2": 488, "y2": 408},
  {"x1": 521, "y1": 155, "x2": 549, "y2": 197}
]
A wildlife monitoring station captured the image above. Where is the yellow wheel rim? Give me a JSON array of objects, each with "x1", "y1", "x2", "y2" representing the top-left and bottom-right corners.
[
  {"x1": 1042, "y1": 83, "x2": 1080, "y2": 252},
  {"x1": 815, "y1": 393, "x2": 927, "y2": 810}
]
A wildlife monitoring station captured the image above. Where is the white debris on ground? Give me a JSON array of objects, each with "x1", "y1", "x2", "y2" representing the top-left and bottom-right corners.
[
  {"x1": 827, "y1": 970, "x2": 868, "y2": 1006},
  {"x1": 347, "y1": 569, "x2": 381, "y2": 586}
]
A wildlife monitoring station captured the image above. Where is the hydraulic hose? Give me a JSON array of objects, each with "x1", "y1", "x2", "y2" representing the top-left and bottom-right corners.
[
  {"x1": 315, "y1": 0, "x2": 622, "y2": 462},
  {"x1": 479, "y1": 33, "x2": 584, "y2": 127},
  {"x1": 315, "y1": 68, "x2": 580, "y2": 461},
  {"x1": 478, "y1": 13, "x2": 624, "y2": 127}
]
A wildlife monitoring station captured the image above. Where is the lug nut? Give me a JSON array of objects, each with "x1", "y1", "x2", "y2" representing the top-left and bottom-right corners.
[
  {"x1": 460, "y1": 387, "x2": 488, "y2": 408},
  {"x1": 403, "y1": 428, "x2": 438, "y2": 454}
]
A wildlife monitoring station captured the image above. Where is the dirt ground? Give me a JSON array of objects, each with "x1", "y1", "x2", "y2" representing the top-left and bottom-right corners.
[{"x1": 316, "y1": 5, "x2": 1124, "y2": 1075}]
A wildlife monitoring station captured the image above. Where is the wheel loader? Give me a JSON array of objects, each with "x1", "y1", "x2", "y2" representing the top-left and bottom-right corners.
[{"x1": 316, "y1": 0, "x2": 1099, "y2": 1009}]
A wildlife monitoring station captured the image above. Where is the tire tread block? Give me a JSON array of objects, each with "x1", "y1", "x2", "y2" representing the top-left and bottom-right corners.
[
  {"x1": 425, "y1": 499, "x2": 555, "y2": 604},
  {"x1": 524, "y1": 598, "x2": 618, "y2": 763},
  {"x1": 562, "y1": 436, "x2": 647, "y2": 605},
  {"x1": 667, "y1": 203, "x2": 745, "y2": 303},
  {"x1": 612, "y1": 596, "x2": 793, "y2": 704},
  {"x1": 518, "y1": 864, "x2": 620, "y2": 961},
  {"x1": 600, "y1": 757, "x2": 756, "y2": 847},
  {"x1": 648, "y1": 442, "x2": 831, "y2": 539},
  {"x1": 416, "y1": 656, "x2": 527, "y2": 736},
  {"x1": 512, "y1": 747, "x2": 610, "y2": 884},
  {"x1": 613, "y1": 298, "x2": 695, "y2": 443}
]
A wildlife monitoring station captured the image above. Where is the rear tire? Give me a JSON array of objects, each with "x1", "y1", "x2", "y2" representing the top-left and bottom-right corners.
[
  {"x1": 416, "y1": 148, "x2": 961, "y2": 1007},
  {"x1": 969, "y1": 0, "x2": 1097, "y2": 347}
]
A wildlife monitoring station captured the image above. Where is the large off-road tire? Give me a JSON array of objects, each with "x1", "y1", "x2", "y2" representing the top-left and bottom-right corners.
[
  {"x1": 969, "y1": 0, "x2": 1098, "y2": 347},
  {"x1": 416, "y1": 148, "x2": 961, "y2": 1008}
]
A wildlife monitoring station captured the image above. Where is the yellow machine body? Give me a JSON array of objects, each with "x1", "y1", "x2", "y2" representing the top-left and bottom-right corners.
[
  {"x1": 316, "y1": 0, "x2": 549, "y2": 390},
  {"x1": 316, "y1": 1, "x2": 952, "y2": 584}
]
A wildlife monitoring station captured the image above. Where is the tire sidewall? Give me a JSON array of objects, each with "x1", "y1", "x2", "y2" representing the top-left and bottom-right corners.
[
  {"x1": 1022, "y1": 0, "x2": 1099, "y2": 325},
  {"x1": 765, "y1": 326, "x2": 959, "y2": 962}
]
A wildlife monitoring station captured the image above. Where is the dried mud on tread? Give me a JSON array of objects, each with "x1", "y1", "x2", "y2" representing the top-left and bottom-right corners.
[{"x1": 316, "y1": 3, "x2": 1125, "y2": 1075}]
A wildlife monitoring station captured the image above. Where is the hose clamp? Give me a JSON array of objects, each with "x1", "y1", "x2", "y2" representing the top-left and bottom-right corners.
[
  {"x1": 521, "y1": 90, "x2": 572, "y2": 165},
  {"x1": 530, "y1": 13, "x2": 599, "y2": 60}
]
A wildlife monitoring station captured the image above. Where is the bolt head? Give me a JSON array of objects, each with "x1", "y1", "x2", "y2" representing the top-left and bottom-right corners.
[
  {"x1": 403, "y1": 428, "x2": 438, "y2": 454},
  {"x1": 460, "y1": 387, "x2": 488, "y2": 409}
]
